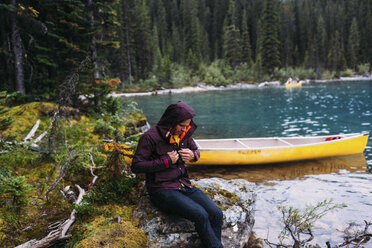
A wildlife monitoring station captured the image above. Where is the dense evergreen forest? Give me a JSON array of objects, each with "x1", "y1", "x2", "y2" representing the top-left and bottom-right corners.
[{"x1": 1, "y1": 0, "x2": 372, "y2": 99}]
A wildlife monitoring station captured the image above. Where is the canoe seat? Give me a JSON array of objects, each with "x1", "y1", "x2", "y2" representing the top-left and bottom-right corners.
[{"x1": 277, "y1": 138, "x2": 294, "y2": 146}]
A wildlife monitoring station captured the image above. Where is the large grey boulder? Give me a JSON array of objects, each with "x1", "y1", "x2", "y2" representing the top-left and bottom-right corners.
[{"x1": 133, "y1": 178, "x2": 256, "y2": 248}]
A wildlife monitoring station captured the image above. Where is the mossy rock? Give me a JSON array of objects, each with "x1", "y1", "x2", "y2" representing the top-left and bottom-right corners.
[{"x1": 133, "y1": 178, "x2": 256, "y2": 248}]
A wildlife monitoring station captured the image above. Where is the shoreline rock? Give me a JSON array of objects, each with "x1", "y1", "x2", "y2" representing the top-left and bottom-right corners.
[
  {"x1": 133, "y1": 178, "x2": 256, "y2": 248},
  {"x1": 111, "y1": 76, "x2": 372, "y2": 97}
]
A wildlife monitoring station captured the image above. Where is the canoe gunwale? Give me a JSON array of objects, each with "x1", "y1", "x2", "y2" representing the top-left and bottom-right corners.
[{"x1": 194, "y1": 132, "x2": 369, "y2": 151}]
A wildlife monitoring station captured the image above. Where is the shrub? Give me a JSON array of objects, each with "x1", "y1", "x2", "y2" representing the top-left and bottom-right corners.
[
  {"x1": 273, "y1": 67, "x2": 293, "y2": 83},
  {"x1": 109, "y1": 114, "x2": 125, "y2": 129},
  {"x1": 273, "y1": 67, "x2": 316, "y2": 83},
  {"x1": 85, "y1": 176, "x2": 139, "y2": 204},
  {"x1": 321, "y1": 70, "x2": 335, "y2": 80},
  {"x1": 74, "y1": 198, "x2": 95, "y2": 220},
  {"x1": 294, "y1": 67, "x2": 316, "y2": 80},
  {"x1": 357, "y1": 63, "x2": 370, "y2": 76},
  {"x1": 0, "y1": 167, "x2": 33, "y2": 212},
  {"x1": 201, "y1": 60, "x2": 231, "y2": 86},
  {"x1": 266, "y1": 199, "x2": 346, "y2": 247},
  {"x1": 171, "y1": 64, "x2": 193, "y2": 88},
  {"x1": 94, "y1": 119, "x2": 115, "y2": 137},
  {"x1": 102, "y1": 96, "x2": 125, "y2": 116},
  {"x1": 233, "y1": 63, "x2": 255, "y2": 82},
  {"x1": 140, "y1": 77, "x2": 161, "y2": 91},
  {"x1": 0, "y1": 93, "x2": 13, "y2": 132},
  {"x1": 340, "y1": 68, "x2": 354, "y2": 77}
]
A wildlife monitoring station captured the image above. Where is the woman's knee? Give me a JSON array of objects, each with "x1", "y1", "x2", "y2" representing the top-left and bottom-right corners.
[
  {"x1": 191, "y1": 208, "x2": 209, "y2": 224},
  {"x1": 211, "y1": 207, "x2": 223, "y2": 223}
]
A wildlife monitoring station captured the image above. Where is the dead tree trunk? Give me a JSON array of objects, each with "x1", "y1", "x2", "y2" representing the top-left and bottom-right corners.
[
  {"x1": 88, "y1": 0, "x2": 99, "y2": 80},
  {"x1": 11, "y1": 0, "x2": 26, "y2": 94},
  {"x1": 123, "y1": 0, "x2": 133, "y2": 84}
]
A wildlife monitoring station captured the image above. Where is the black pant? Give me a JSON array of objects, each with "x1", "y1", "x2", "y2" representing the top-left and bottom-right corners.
[{"x1": 150, "y1": 187, "x2": 224, "y2": 248}]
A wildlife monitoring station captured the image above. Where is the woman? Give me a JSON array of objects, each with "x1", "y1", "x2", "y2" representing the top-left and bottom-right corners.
[{"x1": 131, "y1": 101, "x2": 223, "y2": 248}]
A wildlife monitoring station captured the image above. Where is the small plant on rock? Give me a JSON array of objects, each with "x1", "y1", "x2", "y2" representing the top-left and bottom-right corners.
[{"x1": 265, "y1": 199, "x2": 346, "y2": 248}]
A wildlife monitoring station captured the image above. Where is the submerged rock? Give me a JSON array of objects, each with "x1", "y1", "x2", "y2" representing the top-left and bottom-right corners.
[{"x1": 133, "y1": 178, "x2": 256, "y2": 248}]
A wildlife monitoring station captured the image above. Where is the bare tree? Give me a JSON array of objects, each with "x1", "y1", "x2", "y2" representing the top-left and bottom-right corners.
[{"x1": 10, "y1": 0, "x2": 25, "y2": 94}]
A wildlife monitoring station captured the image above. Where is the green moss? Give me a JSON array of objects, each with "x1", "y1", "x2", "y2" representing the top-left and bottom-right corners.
[
  {"x1": 74, "y1": 205, "x2": 147, "y2": 248},
  {"x1": 0, "y1": 101, "x2": 146, "y2": 247},
  {"x1": 218, "y1": 189, "x2": 240, "y2": 203},
  {"x1": 0, "y1": 218, "x2": 6, "y2": 243},
  {"x1": 1, "y1": 102, "x2": 56, "y2": 139},
  {"x1": 193, "y1": 183, "x2": 241, "y2": 206}
]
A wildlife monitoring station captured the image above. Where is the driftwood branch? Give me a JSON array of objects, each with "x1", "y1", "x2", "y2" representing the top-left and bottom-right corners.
[
  {"x1": 31, "y1": 131, "x2": 47, "y2": 147},
  {"x1": 16, "y1": 152, "x2": 101, "y2": 248},
  {"x1": 331, "y1": 220, "x2": 372, "y2": 248},
  {"x1": 21, "y1": 119, "x2": 48, "y2": 147},
  {"x1": 15, "y1": 185, "x2": 86, "y2": 248},
  {"x1": 22, "y1": 119, "x2": 40, "y2": 143}
]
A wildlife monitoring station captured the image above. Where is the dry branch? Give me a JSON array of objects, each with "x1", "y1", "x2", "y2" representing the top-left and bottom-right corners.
[
  {"x1": 15, "y1": 185, "x2": 86, "y2": 248},
  {"x1": 331, "y1": 220, "x2": 372, "y2": 248},
  {"x1": 22, "y1": 119, "x2": 40, "y2": 143},
  {"x1": 16, "y1": 152, "x2": 100, "y2": 248},
  {"x1": 31, "y1": 131, "x2": 47, "y2": 147}
]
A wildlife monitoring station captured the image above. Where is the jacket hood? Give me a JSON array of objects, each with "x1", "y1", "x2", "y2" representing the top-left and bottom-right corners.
[{"x1": 156, "y1": 101, "x2": 197, "y2": 139}]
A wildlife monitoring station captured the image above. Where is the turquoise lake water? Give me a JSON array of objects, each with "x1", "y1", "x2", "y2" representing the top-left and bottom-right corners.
[
  {"x1": 132, "y1": 80, "x2": 372, "y2": 165},
  {"x1": 130, "y1": 80, "x2": 372, "y2": 246}
]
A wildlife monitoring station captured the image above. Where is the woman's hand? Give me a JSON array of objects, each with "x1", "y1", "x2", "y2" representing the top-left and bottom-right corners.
[
  {"x1": 178, "y1": 148, "x2": 195, "y2": 162},
  {"x1": 167, "y1": 150, "x2": 179, "y2": 164}
]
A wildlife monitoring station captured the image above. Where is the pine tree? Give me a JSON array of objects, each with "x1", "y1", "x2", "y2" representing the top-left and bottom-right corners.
[
  {"x1": 222, "y1": 0, "x2": 242, "y2": 67},
  {"x1": 210, "y1": 0, "x2": 229, "y2": 60},
  {"x1": 327, "y1": 31, "x2": 346, "y2": 73},
  {"x1": 241, "y1": 10, "x2": 252, "y2": 65},
  {"x1": 253, "y1": 18, "x2": 264, "y2": 79},
  {"x1": 182, "y1": 0, "x2": 199, "y2": 61},
  {"x1": 0, "y1": 3, "x2": 15, "y2": 92},
  {"x1": 1, "y1": 1, "x2": 47, "y2": 95},
  {"x1": 33, "y1": 0, "x2": 91, "y2": 96},
  {"x1": 170, "y1": 22, "x2": 183, "y2": 63},
  {"x1": 156, "y1": 0, "x2": 167, "y2": 54},
  {"x1": 118, "y1": 0, "x2": 135, "y2": 84},
  {"x1": 197, "y1": 20, "x2": 210, "y2": 63},
  {"x1": 358, "y1": 1, "x2": 372, "y2": 64},
  {"x1": 280, "y1": 0, "x2": 295, "y2": 67},
  {"x1": 261, "y1": 0, "x2": 281, "y2": 75},
  {"x1": 133, "y1": 0, "x2": 152, "y2": 79},
  {"x1": 0, "y1": 106, "x2": 13, "y2": 132},
  {"x1": 88, "y1": 0, "x2": 121, "y2": 80},
  {"x1": 348, "y1": 18, "x2": 359, "y2": 70},
  {"x1": 316, "y1": 16, "x2": 327, "y2": 69}
]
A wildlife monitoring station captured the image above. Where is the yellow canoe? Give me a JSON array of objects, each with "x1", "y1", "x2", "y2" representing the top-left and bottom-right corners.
[
  {"x1": 192, "y1": 133, "x2": 369, "y2": 165},
  {"x1": 104, "y1": 133, "x2": 369, "y2": 166},
  {"x1": 286, "y1": 82, "x2": 302, "y2": 88}
]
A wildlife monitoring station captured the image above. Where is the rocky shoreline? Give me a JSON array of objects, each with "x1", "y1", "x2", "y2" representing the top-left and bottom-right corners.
[{"x1": 110, "y1": 76, "x2": 372, "y2": 98}]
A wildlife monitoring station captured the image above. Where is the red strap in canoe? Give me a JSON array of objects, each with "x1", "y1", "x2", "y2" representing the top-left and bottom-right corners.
[{"x1": 325, "y1": 136, "x2": 341, "y2": 141}]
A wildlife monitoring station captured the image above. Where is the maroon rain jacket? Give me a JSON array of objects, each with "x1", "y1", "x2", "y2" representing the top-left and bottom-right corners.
[{"x1": 131, "y1": 101, "x2": 200, "y2": 194}]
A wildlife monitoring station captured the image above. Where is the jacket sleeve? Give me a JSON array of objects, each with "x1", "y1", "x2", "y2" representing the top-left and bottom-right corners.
[
  {"x1": 131, "y1": 134, "x2": 172, "y2": 173},
  {"x1": 189, "y1": 138, "x2": 200, "y2": 162}
]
